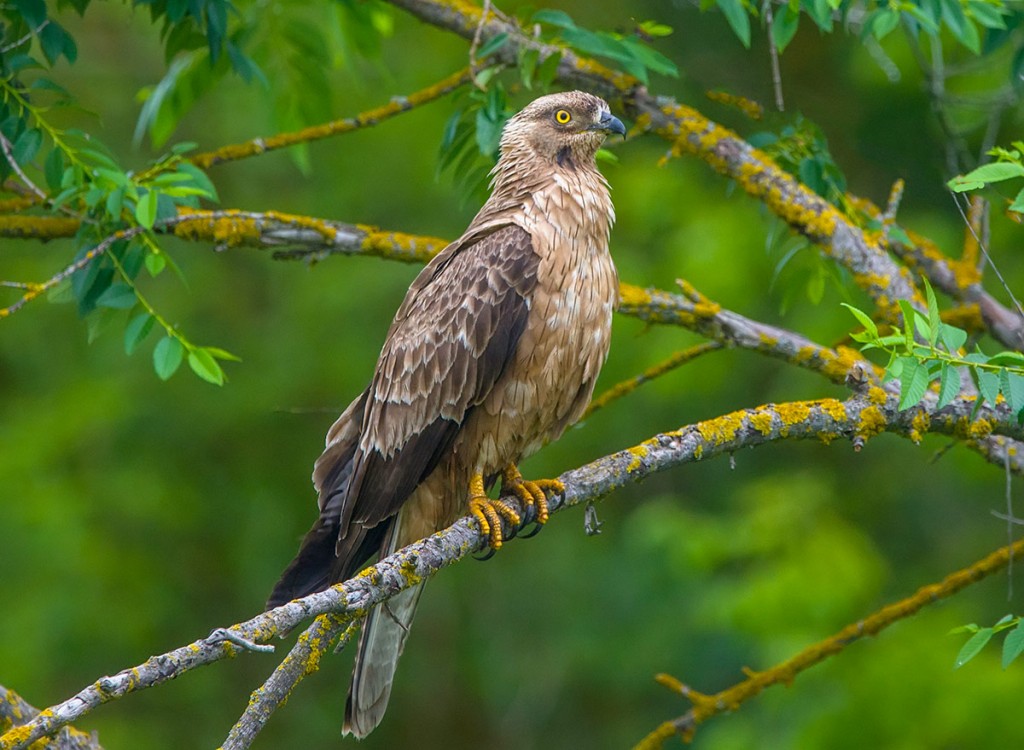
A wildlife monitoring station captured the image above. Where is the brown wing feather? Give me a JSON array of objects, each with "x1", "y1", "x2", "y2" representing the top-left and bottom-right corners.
[
  {"x1": 341, "y1": 223, "x2": 538, "y2": 532},
  {"x1": 266, "y1": 224, "x2": 538, "y2": 608}
]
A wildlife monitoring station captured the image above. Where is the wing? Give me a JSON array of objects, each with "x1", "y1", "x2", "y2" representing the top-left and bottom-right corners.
[
  {"x1": 267, "y1": 224, "x2": 538, "y2": 608},
  {"x1": 337, "y1": 223, "x2": 537, "y2": 532}
]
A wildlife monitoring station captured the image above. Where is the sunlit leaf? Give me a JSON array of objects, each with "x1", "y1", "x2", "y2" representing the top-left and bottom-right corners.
[
  {"x1": 153, "y1": 335, "x2": 184, "y2": 380},
  {"x1": 955, "y1": 627, "x2": 994, "y2": 668}
]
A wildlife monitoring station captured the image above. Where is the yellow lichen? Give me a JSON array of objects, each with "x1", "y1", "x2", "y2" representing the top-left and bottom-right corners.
[
  {"x1": 775, "y1": 402, "x2": 811, "y2": 436},
  {"x1": 817, "y1": 398, "x2": 848, "y2": 422},
  {"x1": 749, "y1": 410, "x2": 774, "y2": 436},
  {"x1": 697, "y1": 410, "x2": 745, "y2": 445},
  {"x1": 867, "y1": 386, "x2": 888, "y2": 406},
  {"x1": 910, "y1": 411, "x2": 931, "y2": 444},
  {"x1": 968, "y1": 418, "x2": 993, "y2": 440},
  {"x1": 857, "y1": 405, "x2": 887, "y2": 440},
  {"x1": 626, "y1": 444, "x2": 649, "y2": 473}
]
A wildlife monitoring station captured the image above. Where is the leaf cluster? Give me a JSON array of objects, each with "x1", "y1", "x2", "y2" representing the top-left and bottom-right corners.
[
  {"x1": 844, "y1": 281, "x2": 1024, "y2": 413},
  {"x1": 952, "y1": 614, "x2": 1024, "y2": 670},
  {"x1": 948, "y1": 142, "x2": 1024, "y2": 217},
  {"x1": 705, "y1": 0, "x2": 1020, "y2": 60}
]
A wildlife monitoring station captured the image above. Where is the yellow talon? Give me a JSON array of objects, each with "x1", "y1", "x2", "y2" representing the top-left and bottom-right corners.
[
  {"x1": 501, "y1": 465, "x2": 563, "y2": 526},
  {"x1": 468, "y1": 473, "x2": 520, "y2": 549}
]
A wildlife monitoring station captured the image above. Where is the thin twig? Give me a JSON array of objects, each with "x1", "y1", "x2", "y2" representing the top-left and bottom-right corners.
[
  {"x1": 951, "y1": 191, "x2": 1024, "y2": 324},
  {"x1": 0, "y1": 19, "x2": 49, "y2": 54},
  {"x1": 0, "y1": 132, "x2": 47, "y2": 202},
  {"x1": 762, "y1": 0, "x2": 785, "y2": 112}
]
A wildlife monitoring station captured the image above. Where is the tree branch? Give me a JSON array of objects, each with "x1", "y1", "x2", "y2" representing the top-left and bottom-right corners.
[
  {"x1": 381, "y1": 0, "x2": 925, "y2": 324},
  {"x1": 190, "y1": 67, "x2": 472, "y2": 170},
  {"x1": 634, "y1": 535, "x2": 1024, "y2": 748},
  {"x1": 0, "y1": 687, "x2": 101, "y2": 750},
  {"x1": 3, "y1": 389, "x2": 1020, "y2": 749}
]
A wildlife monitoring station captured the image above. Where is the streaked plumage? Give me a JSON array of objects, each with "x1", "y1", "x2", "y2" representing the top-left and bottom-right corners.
[{"x1": 267, "y1": 90, "x2": 624, "y2": 737}]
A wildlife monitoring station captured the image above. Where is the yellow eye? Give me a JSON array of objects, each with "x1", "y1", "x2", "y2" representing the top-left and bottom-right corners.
[{"x1": 554, "y1": 109, "x2": 572, "y2": 124}]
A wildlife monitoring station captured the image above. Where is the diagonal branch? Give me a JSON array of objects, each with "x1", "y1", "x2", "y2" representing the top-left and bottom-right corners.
[
  {"x1": 382, "y1": 0, "x2": 925, "y2": 325},
  {"x1": 190, "y1": 67, "x2": 472, "y2": 169},
  {"x1": 0, "y1": 687, "x2": 101, "y2": 750},
  {"x1": 3, "y1": 390, "x2": 1021, "y2": 749},
  {"x1": 634, "y1": 535, "x2": 1024, "y2": 748}
]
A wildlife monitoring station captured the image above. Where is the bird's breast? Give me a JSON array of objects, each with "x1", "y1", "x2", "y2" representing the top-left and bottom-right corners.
[{"x1": 465, "y1": 170, "x2": 618, "y2": 473}]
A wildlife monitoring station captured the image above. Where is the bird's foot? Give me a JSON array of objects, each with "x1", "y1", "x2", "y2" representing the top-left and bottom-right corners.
[
  {"x1": 468, "y1": 473, "x2": 520, "y2": 550},
  {"x1": 501, "y1": 465, "x2": 563, "y2": 535}
]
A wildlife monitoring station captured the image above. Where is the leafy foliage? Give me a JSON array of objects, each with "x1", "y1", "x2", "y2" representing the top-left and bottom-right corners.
[
  {"x1": 0, "y1": 19, "x2": 232, "y2": 384},
  {"x1": 530, "y1": 9, "x2": 679, "y2": 84},
  {"x1": 951, "y1": 615, "x2": 1024, "y2": 669},
  {"x1": 844, "y1": 280, "x2": 1024, "y2": 413},
  {"x1": 948, "y1": 142, "x2": 1024, "y2": 217},
  {"x1": 702, "y1": 0, "x2": 1023, "y2": 60}
]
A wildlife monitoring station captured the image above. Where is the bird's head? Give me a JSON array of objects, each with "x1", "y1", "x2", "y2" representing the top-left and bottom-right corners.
[{"x1": 498, "y1": 91, "x2": 626, "y2": 169}]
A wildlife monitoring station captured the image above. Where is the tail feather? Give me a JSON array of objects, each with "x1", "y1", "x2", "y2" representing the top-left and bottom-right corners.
[{"x1": 343, "y1": 519, "x2": 423, "y2": 738}]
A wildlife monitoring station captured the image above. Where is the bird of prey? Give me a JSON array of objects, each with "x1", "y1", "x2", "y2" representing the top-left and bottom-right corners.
[{"x1": 267, "y1": 90, "x2": 625, "y2": 737}]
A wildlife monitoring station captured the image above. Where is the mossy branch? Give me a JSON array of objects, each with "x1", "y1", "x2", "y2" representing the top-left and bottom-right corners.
[
  {"x1": 634, "y1": 536, "x2": 1024, "y2": 748},
  {"x1": 190, "y1": 67, "x2": 472, "y2": 170},
  {"x1": 0, "y1": 687, "x2": 101, "y2": 750},
  {"x1": 382, "y1": 0, "x2": 925, "y2": 322},
  {"x1": 2, "y1": 389, "x2": 1021, "y2": 749}
]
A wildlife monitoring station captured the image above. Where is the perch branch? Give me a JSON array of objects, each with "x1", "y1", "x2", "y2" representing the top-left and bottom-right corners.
[{"x1": 4, "y1": 390, "x2": 1022, "y2": 749}]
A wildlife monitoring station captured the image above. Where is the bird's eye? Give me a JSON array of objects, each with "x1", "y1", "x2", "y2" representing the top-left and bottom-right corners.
[{"x1": 554, "y1": 109, "x2": 572, "y2": 124}]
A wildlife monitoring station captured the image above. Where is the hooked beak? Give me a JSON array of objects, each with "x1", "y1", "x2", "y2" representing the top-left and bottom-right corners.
[{"x1": 592, "y1": 110, "x2": 626, "y2": 137}]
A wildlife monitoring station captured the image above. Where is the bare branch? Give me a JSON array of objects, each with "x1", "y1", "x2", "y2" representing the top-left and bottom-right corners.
[{"x1": 634, "y1": 534, "x2": 1024, "y2": 748}]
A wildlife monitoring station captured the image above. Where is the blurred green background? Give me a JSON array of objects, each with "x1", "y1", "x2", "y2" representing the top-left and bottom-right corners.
[{"x1": 3, "y1": 1, "x2": 1024, "y2": 748}]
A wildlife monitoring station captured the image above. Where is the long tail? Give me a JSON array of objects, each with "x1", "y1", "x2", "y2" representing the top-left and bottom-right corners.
[{"x1": 344, "y1": 518, "x2": 424, "y2": 738}]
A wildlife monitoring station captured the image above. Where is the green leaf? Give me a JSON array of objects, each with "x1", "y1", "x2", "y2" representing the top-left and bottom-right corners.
[
  {"x1": 477, "y1": 32, "x2": 509, "y2": 58},
  {"x1": 153, "y1": 335, "x2": 184, "y2": 380},
  {"x1": 975, "y1": 368, "x2": 1000, "y2": 407},
  {"x1": 937, "y1": 362, "x2": 961, "y2": 409},
  {"x1": 1000, "y1": 371, "x2": 1024, "y2": 413},
  {"x1": 941, "y1": 0, "x2": 981, "y2": 53},
  {"x1": 950, "y1": 162, "x2": 1024, "y2": 192},
  {"x1": 968, "y1": 1, "x2": 1007, "y2": 30},
  {"x1": 532, "y1": 9, "x2": 576, "y2": 29},
  {"x1": 771, "y1": 3, "x2": 800, "y2": 51},
  {"x1": 1002, "y1": 622, "x2": 1024, "y2": 669},
  {"x1": 924, "y1": 279, "x2": 940, "y2": 347},
  {"x1": 938, "y1": 322, "x2": 967, "y2": 353},
  {"x1": 44, "y1": 148, "x2": 64, "y2": 193},
  {"x1": 716, "y1": 0, "x2": 752, "y2": 48},
  {"x1": 124, "y1": 312, "x2": 156, "y2": 355},
  {"x1": 1010, "y1": 187, "x2": 1024, "y2": 214},
  {"x1": 135, "y1": 189, "x2": 158, "y2": 229},
  {"x1": 955, "y1": 627, "x2": 994, "y2": 668},
  {"x1": 898, "y1": 299, "x2": 918, "y2": 347},
  {"x1": 145, "y1": 250, "x2": 167, "y2": 277},
  {"x1": 869, "y1": 9, "x2": 901, "y2": 40},
  {"x1": 12, "y1": 128, "x2": 42, "y2": 166},
  {"x1": 899, "y1": 356, "x2": 929, "y2": 409},
  {"x1": 94, "y1": 283, "x2": 137, "y2": 310},
  {"x1": 841, "y1": 303, "x2": 879, "y2": 339},
  {"x1": 188, "y1": 347, "x2": 225, "y2": 385},
  {"x1": 204, "y1": 346, "x2": 242, "y2": 362}
]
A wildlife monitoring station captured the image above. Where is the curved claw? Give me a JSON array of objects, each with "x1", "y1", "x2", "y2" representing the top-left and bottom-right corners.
[
  {"x1": 501, "y1": 466, "x2": 563, "y2": 533},
  {"x1": 468, "y1": 493, "x2": 520, "y2": 549}
]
